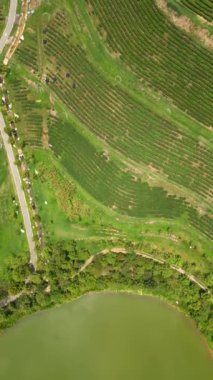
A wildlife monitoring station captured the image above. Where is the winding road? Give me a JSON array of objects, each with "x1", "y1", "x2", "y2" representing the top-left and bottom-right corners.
[{"x1": 0, "y1": 0, "x2": 37, "y2": 268}]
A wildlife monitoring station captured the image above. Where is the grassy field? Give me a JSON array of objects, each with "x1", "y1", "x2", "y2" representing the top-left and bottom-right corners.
[{"x1": 0, "y1": 142, "x2": 27, "y2": 272}]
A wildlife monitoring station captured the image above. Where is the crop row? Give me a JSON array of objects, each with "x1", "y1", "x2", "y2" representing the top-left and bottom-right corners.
[
  {"x1": 48, "y1": 115, "x2": 212, "y2": 239},
  {"x1": 0, "y1": 6, "x2": 4, "y2": 22},
  {"x1": 7, "y1": 79, "x2": 43, "y2": 146},
  {"x1": 87, "y1": 0, "x2": 213, "y2": 126},
  {"x1": 37, "y1": 14, "x2": 213, "y2": 203},
  {"x1": 11, "y1": 9, "x2": 213, "y2": 238},
  {"x1": 180, "y1": 0, "x2": 212, "y2": 22},
  {"x1": 15, "y1": 30, "x2": 39, "y2": 72}
]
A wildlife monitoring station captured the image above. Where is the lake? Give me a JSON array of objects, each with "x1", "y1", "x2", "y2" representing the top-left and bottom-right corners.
[{"x1": 0, "y1": 293, "x2": 212, "y2": 380}]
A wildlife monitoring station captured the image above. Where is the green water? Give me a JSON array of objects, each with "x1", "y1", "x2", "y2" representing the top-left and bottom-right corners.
[{"x1": 0, "y1": 293, "x2": 212, "y2": 380}]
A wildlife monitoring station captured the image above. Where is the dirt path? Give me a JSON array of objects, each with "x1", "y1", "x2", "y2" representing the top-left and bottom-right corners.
[{"x1": 76, "y1": 248, "x2": 209, "y2": 292}]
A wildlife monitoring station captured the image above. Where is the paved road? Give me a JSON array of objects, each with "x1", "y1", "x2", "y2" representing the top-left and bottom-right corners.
[
  {"x1": 0, "y1": 113, "x2": 37, "y2": 268},
  {"x1": 0, "y1": 0, "x2": 37, "y2": 268},
  {"x1": 0, "y1": 0, "x2": 17, "y2": 54}
]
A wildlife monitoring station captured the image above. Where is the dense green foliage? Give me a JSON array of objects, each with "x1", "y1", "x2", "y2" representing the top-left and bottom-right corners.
[
  {"x1": 48, "y1": 115, "x2": 212, "y2": 237},
  {"x1": 0, "y1": 240, "x2": 212, "y2": 346}
]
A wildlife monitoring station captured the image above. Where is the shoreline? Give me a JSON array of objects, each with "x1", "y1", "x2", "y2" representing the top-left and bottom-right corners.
[{"x1": 1, "y1": 288, "x2": 212, "y2": 358}]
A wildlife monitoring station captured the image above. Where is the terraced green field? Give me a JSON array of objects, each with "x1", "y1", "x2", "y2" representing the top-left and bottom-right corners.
[
  {"x1": 6, "y1": 0, "x2": 212, "y2": 244},
  {"x1": 6, "y1": 75, "x2": 48, "y2": 146},
  {"x1": 87, "y1": 0, "x2": 213, "y2": 126}
]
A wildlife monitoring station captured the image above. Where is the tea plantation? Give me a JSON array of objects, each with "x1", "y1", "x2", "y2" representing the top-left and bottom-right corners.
[{"x1": 6, "y1": 0, "x2": 212, "y2": 241}]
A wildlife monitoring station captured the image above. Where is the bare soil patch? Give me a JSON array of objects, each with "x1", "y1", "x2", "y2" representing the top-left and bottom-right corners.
[
  {"x1": 197, "y1": 15, "x2": 213, "y2": 27},
  {"x1": 42, "y1": 117, "x2": 49, "y2": 149},
  {"x1": 26, "y1": 78, "x2": 39, "y2": 90},
  {"x1": 29, "y1": 0, "x2": 41, "y2": 10},
  {"x1": 111, "y1": 50, "x2": 121, "y2": 59},
  {"x1": 155, "y1": 0, "x2": 213, "y2": 50}
]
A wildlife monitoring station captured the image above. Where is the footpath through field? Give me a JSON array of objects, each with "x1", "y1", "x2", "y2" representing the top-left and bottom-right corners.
[{"x1": 0, "y1": 0, "x2": 37, "y2": 269}]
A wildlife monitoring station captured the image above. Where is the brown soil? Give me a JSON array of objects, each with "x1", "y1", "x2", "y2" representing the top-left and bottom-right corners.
[
  {"x1": 155, "y1": 0, "x2": 213, "y2": 50},
  {"x1": 148, "y1": 164, "x2": 159, "y2": 173},
  {"x1": 191, "y1": 161, "x2": 201, "y2": 168},
  {"x1": 29, "y1": 0, "x2": 41, "y2": 10},
  {"x1": 87, "y1": 2, "x2": 94, "y2": 17},
  {"x1": 42, "y1": 114, "x2": 49, "y2": 149},
  {"x1": 176, "y1": 133, "x2": 183, "y2": 141},
  {"x1": 49, "y1": 94, "x2": 55, "y2": 105},
  {"x1": 49, "y1": 108, "x2": 58, "y2": 117},
  {"x1": 197, "y1": 15, "x2": 213, "y2": 27},
  {"x1": 111, "y1": 247, "x2": 127, "y2": 254},
  {"x1": 111, "y1": 50, "x2": 121, "y2": 59},
  {"x1": 27, "y1": 27, "x2": 36, "y2": 35},
  {"x1": 100, "y1": 28, "x2": 107, "y2": 41},
  {"x1": 83, "y1": 26, "x2": 88, "y2": 34},
  {"x1": 26, "y1": 78, "x2": 39, "y2": 90},
  {"x1": 102, "y1": 150, "x2": 110, "y2": 161}
]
